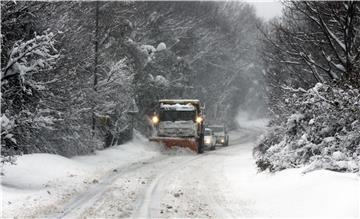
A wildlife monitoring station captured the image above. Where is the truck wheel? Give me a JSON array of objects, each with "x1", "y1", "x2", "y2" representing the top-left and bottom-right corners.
[
  {"x1": 198, "y1": 135, "x2": 204, "y2": 154},
  {"x1": 198, "y1": 144, "x2": 204, "y2": 154}
]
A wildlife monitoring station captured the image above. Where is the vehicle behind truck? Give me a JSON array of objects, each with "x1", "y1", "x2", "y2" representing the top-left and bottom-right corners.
[
  {"x1": 149, "y1": 99, "x2": 205, "y2": 153},
  {"x1": 204, "y1": 128, "x2": 216, "y2": 150},
  {"x1": 208, "y1": 125, "x2": 229, "y2": 146}
]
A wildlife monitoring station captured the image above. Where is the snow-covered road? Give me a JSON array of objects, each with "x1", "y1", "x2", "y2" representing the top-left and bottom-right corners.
[
  {"x1": 47, "y1": 128, "x2": 259, "y2": 219},
  {"x1": 2, "y1": 123, "x2": 359, "y2": 218},
  {"x1": 131, "y1": 128, "x2": 260, "y2": 219}
]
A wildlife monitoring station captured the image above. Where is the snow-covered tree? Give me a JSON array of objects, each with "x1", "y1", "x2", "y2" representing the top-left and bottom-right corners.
[
  {"x1": 92, "y1": 58, "x2": 135, "y2": 146},
  {"x1": 261, "y1": 1, "x2": 360, "y2": 95},
  {"x1": 1, "y1": 1, "x2": 268, "y2": 160},
  {"x1": 257, "y1": 1, "x2": 360, "y2": 173},
  {"x1": 2, "y1": 31, "x2": 59, "y2": 82},
  {"x1": 1, "y1": 31, "x2": 60, "y2": 160}
]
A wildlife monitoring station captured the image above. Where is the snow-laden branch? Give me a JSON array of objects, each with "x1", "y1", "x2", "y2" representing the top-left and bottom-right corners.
[
  {"x1": 1, "y1": 31, "x2": 59, "y2": 81},
  {"x1": 280, "y1": 85, "x2": 307, "y2": 93}
]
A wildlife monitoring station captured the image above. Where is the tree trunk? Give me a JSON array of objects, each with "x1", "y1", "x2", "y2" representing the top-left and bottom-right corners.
[{"x1": 92, "y1": 1, "x2": 99, "y2": 133}]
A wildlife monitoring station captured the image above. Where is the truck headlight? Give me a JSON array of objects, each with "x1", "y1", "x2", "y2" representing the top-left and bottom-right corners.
[
  {"x1": 196, "y1": 116, "x2": 203, "y2": 123},
  {"x1": 205, "y1": 139, "x2": 211, "y2": 144},
  {"x1": 152, "y1": 115, "x2": 159, "y2": 124},
  {"x1": 221, "y1": 139, "x2": 224, "y2": 143}
]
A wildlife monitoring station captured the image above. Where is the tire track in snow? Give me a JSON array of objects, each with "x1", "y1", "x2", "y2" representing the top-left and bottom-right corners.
[
  {"x1": 202, "y1": 127, "x2": 262, "y2": 218},
  {"x1": 48, "y1": 155, "x2": 170, "y2": 219},
  {"x1": 170, "y1": 128, "x2": 261, "y2": 218},
  {"x1": 131, "y1": 128, "x2": 262, "y2": 218},
  {"x1": 131, "y1": 154, "x2": 205, "y2": 218},
  {"x1": 49, "y1": 128, "x2": 262, "y2": 219}
]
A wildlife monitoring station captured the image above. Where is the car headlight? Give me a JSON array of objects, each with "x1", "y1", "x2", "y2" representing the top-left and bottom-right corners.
[
  {"x1": 220, "y1": 139, "x2": 224, "y2": 143},
  {"x1": 205, "y1": 139, "x2": 211, "y2": 144}
]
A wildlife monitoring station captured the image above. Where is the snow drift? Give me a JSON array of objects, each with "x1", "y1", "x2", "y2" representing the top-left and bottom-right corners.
[{"x1": 1, "y1": 131, "x2": 160, "y2": 218}]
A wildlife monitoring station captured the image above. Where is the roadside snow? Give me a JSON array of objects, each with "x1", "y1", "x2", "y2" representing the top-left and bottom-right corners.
[
  {"x1": 223, "y1": 136, "x2": 360, "y2": 218},
  {"x1": 223, "y1": 116, "x2": 360, "y2": 218},
  {"x1": 1, "y1": 120, "x2": 359, "y2": 218},
  {"x1": 1, "y1": 131, "x2": 160, "y2": 218}
]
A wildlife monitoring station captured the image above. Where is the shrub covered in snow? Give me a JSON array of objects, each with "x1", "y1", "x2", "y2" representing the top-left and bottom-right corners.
[{"x1": 255, "y1": 83, "x2": 360, "y2": 173}]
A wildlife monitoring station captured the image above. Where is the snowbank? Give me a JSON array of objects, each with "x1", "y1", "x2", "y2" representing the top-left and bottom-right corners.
[
  {"x1": 2, "y1": 154, "x2": 90, "y2": 190},
  {"x1": 1, "y1": 131, "x2": 160, "y2": 218},
  {"x1": 223, "y1": 143, "x2": 360, "y2": 218}
]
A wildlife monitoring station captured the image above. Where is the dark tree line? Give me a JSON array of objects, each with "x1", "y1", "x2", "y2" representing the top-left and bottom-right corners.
[{"x1": 1, "y1": 1, "x2": 266, "y2": 161}]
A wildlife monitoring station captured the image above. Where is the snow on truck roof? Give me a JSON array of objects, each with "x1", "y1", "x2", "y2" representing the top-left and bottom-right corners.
[
  {"x1": 160, "y1": 103, "x2": 195, "y2": 111},
  {"x1": 159, "y1": 99, "x2": 200, "y2": 104},
  {"x1": 159, "y1": 99, "x2": 201, "y2": 111}
]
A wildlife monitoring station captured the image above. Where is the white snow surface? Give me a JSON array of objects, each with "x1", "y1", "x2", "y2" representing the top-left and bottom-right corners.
[
  {"x1": 1, "y1": 119, "x2": 359, "y2": 218},
  {"x1": 224, "y1": 137, "x2": 360, "y2": 217},
  {"x1": 1, "y1": 131, "x2": 160, "y2": 218},
  {"x1": 160, "y1": 103, "x2": 195, "y2": 111}
]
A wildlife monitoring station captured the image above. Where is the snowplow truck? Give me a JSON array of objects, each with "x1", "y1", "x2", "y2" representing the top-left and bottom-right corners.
[{"x1": 149, "y1": 99, "x2": 205, "y2": 153}]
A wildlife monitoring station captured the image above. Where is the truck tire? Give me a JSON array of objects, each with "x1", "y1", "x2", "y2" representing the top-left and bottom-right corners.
[
  {"x1": 198, "y1": 145, "x2": 204, "y2": 154},
  {"x1": 198, "y1": 135, "x2": 204, "y2": 154}
]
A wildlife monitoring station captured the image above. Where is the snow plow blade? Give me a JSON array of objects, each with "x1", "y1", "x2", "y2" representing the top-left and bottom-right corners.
[{"x1": 149, "y1": 137, "x2": 199, "y2": 153}]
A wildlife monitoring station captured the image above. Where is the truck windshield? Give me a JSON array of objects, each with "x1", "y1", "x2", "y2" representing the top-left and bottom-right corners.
[
  {"x1": 159, "y1": 110, "x2": 196, "y2": 122},
  {"x1": 209, "y1": 127, "x2": 224, "y2": 132}
]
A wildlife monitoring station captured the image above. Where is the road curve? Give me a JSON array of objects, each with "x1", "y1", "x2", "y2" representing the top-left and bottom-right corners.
[
  {"x1": 130, "y1": 127, "x2": 262, "y2": 218},
  {"x1": 47, "y1": 127, "x2": 263, "y2": 218}
]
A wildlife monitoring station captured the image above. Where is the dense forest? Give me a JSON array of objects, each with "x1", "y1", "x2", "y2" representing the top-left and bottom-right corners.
[
  {"x1": 1, "y1": 1, "x2": 265, "y2": 161},
  {"x1": 1, "y1": 1, "x2": 359, "y2": 173}
]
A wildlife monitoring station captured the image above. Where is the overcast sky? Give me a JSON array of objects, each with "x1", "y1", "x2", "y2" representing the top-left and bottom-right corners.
[{"x1": 246, "y1": 0, "x2": 283, "y2": 20}]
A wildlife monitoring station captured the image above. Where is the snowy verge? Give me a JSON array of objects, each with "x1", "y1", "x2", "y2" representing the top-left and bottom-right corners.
[
  {"x1": 223, "y1": 141, "x2": 360, "y2": 218},
  {"x1": 1, "y1": 131, "x2": 161, "y2": 218}
]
